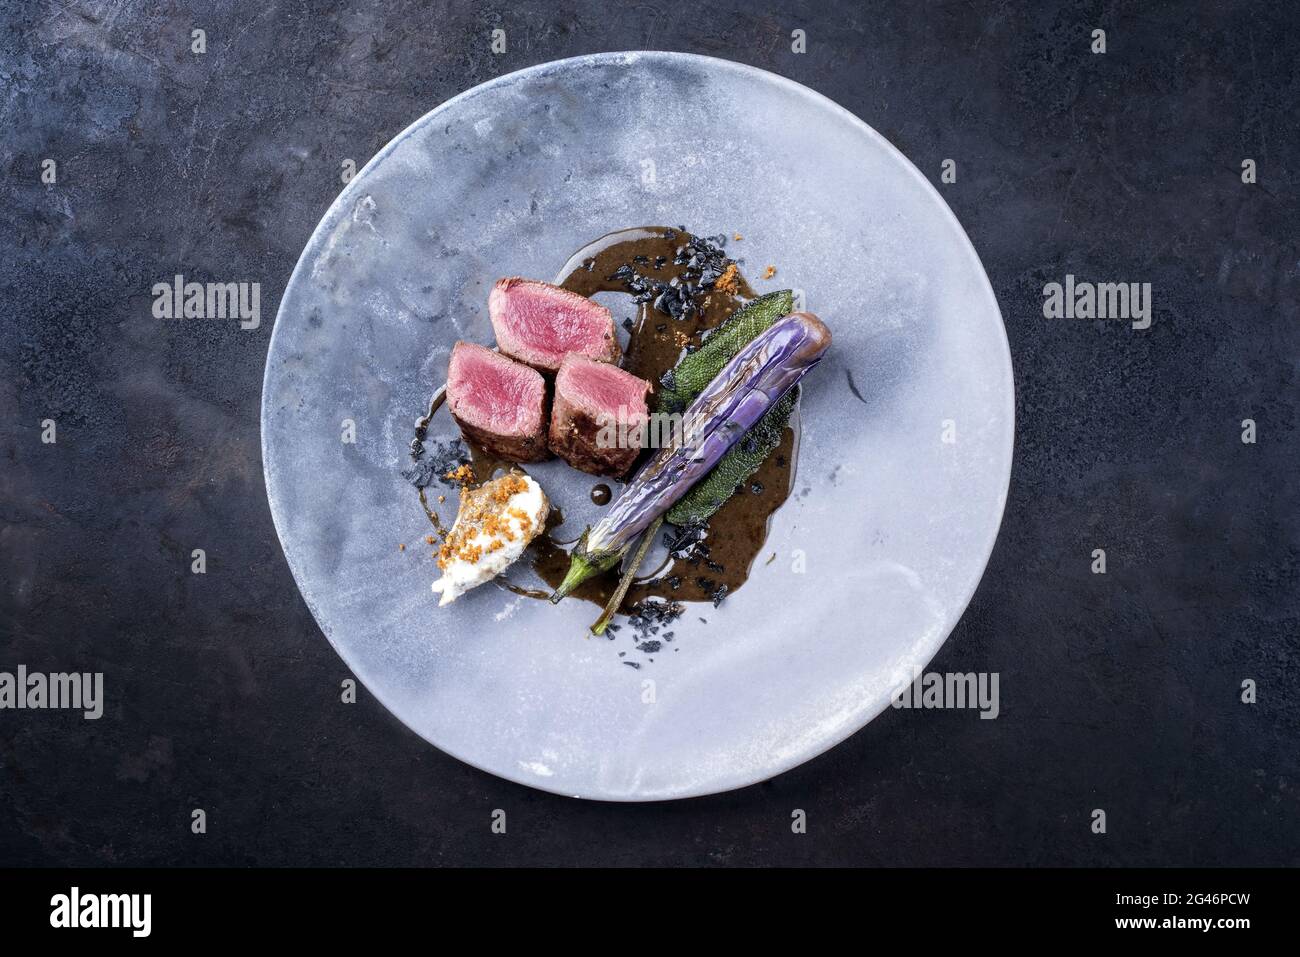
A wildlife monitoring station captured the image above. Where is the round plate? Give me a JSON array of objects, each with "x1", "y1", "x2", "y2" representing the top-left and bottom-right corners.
[{"x1": 262, "y1": 52, "x2": 1013, "y2": 800}]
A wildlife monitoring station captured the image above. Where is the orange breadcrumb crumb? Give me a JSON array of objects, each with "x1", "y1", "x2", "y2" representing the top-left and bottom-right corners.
[
  {"x1": 445, "y1": 464, "x2": 475, "y2": 484},
  {"x1": 762, "y1": 265, "x2": 776, "y2": 280},
  {"x1": 715, "y1": 262, "x2": 740, "y2": 295}
]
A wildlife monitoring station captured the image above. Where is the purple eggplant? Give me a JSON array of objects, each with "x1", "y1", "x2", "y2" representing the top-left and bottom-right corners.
[{"x1": 551, "y1": 312, "x2": 831, "y2": 602}]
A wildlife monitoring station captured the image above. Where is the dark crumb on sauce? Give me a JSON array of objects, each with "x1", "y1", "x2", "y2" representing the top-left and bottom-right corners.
[
  {"x1": 606, "y1": 232, "x2": 733, "y2": 321},
  {"x1": 664, "y1": 524, "x2": 709, "y2": 564},
  {"x1": 694, "y1": 578, "x2": 729, "y2": 606},
  {"x1": 402, "y1": 437, "x2": 469, "y2": 489},
  {"x1": 750, "y1": 480, "x2": 764, "y2": 494}
]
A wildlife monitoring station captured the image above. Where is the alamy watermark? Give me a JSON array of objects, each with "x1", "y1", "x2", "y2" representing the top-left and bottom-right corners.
[
  {"x1": 891, "y1": 666, "x2": 1000, "y2": 719},
  {"x1": 594, "y1": 407, "x2": 708, "y2": 449},
  {"x1": 50, "y1": 887, "x2": 150, "y2": 937},
  {"x1": 152, "y1": 274, "x2": 260, "y2": 329},
  {"x1": 1042, "y1": 274, "x2": 1152, "y2": 330},
  {"x1": 0, "y1": 666, "x2": 103, "y2": 719}
]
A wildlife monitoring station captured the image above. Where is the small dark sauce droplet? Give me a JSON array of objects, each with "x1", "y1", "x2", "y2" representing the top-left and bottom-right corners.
[{"x1": 590, "y1": 483, "x2": 612, "y2": 506}]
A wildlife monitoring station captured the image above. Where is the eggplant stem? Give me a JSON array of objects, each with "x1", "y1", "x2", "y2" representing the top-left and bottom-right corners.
[
  {"x1": 590, "y1": 517, "x2": 663, "y2": 636},
  {"x1": 548, "y1": 534, "x2": 624, "y2": 604}
]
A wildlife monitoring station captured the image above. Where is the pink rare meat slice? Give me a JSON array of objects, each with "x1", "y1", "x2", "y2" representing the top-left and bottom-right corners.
[
  {"x1": 446, "y1": 341, "x2": 549, "y2": 463},
  {"x1": 489, "y1": 277, "x2": 621, "y2": 372},
  {"x1": 549, "y1": 353, "x2": 650, "y2": 477}
]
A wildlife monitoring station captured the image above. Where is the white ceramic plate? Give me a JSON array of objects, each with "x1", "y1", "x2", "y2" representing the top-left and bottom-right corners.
[{"x1": 262, "y1": 52, "x2": 1014, "y2": 800}]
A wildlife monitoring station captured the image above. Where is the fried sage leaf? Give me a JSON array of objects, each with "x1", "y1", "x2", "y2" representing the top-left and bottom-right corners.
[
  {"x1": 656, "y1": 290, "x2": 795, "y2": 414},
  {"x1": 666, "y1": 389, "x2": 795, "y2": 527}
]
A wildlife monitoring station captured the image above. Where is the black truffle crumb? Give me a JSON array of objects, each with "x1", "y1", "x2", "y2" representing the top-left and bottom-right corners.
[
  {"x1": 401, "y1": 438, "x2": 467, "y2": 488},
  {"x1": 664, "y1": 524, "x2": 706, "y2": 559},
  {"x1": 608, "y1": 229, "x2": 733, "y2": 321},
  {"x1": 626, "y1": 598, "x2": 685, "y2": 650}
]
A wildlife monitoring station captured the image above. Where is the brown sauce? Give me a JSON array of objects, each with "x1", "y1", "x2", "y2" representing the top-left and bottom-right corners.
[{"x1": 410, "y1": 226, "x2": 800, "y2": 613}]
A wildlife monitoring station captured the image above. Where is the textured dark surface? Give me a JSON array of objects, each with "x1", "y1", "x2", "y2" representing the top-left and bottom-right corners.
[{"x1": 1, "y1": 0, "x2": 1296, "y2": 866}]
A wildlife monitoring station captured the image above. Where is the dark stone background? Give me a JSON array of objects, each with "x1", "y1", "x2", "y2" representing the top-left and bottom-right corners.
[{"x1": 1, "y1": 0, "x2": 1296, "y2": 866}]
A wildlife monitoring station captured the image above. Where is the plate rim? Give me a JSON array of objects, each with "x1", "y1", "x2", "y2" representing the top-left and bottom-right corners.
[{"x1": 261, "y1": 50, "x2": 1016, "y2": 802}]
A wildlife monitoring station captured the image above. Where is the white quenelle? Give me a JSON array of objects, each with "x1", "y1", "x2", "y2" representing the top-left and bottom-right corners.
[{"x1": 432, "y1": 473, "x2": 549, "y2": 606}]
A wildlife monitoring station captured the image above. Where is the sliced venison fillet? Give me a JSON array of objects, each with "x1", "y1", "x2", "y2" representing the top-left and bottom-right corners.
[
  {"x1": 549, "y1": 354, "x2": 650, "y2": 477},
  {"x1": 489, "y1": 277, "x2": 621, "y2": 372},
  {"x1": 446, "y1": 341, "x2": 549, "y2": 463}
]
